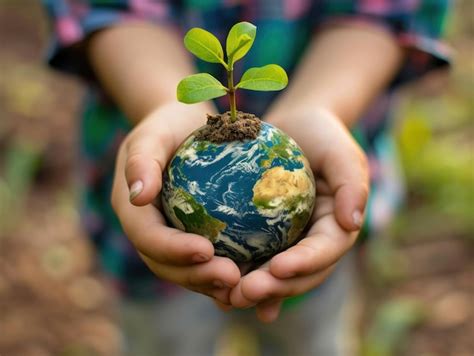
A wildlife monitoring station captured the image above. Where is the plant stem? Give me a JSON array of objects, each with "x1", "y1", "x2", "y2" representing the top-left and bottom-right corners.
[{"x1": 227, "y1": 68, "x2": 237, "y2": 122}]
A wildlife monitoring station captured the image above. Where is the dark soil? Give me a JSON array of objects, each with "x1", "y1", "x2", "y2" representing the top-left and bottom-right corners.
[{"x1": 196, "y1": 111, "x2": 261, "y2": 143}]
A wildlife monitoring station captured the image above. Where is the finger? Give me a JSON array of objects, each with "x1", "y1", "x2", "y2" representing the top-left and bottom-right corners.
[
  {"x1": 122, "y1": 203, "x2": 214, "y2": 264},
  {"x1": 141, "y1": 255, "x2": 239, "y2": 305},
  {"x1": 228, "y1": 262, "x2": 271, "y2": 308},
  {"x1": 140, "y1": 224, "x2": 216, "y2": 265},
  {"x1": 113, "y1": 149, "x2": 215, "y2": 265},
  {"x1": 213, "y1": 299, "x2": 233, "y2": 312},
  {"x1": 186, "y1": 256, "x2": 241, "y2": 290},
  {"x1": 207, "y1": 287, "x2": 233, "y2": 305},
  {"x1": 255, "y1": 299, "x2": 283, "y2": 323},
  {"x1": 266, "y1": 110, "x2": 369, "y2": 231},
  {"x1": 312, "y1": 178, "x2": 332, "y2": 196},
  {"x1": 142, "y1": 254, "x2": 241, "y2": 292},
  {"x1": 124, "y1": 132, "x2": 171, "y2": 206},
  {"x1": 270, "y1": 201, "x2": 358, "y2": 278},
  {"x1": 319, "y1": 122, "x2": 369, "y2": 231},
  {"x1": 230, "y1": 267, "x2": 333, "y2": 307}
]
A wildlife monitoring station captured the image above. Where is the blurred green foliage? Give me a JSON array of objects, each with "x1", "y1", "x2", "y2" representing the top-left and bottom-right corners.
[
  {"x1": 362, "y1": 298, "x2": 425, "y2": 356},
  {"x1": 395, "y1": 91, "x2": 474, "y2": 238},
  {"x1": 362, "y1": 4, "x2": 474, "y2": 351},
  {"x1": 392, "y1": 0, "x2": 474, "y2": 239},
  {"x1": 0, "y1": 140, "x2": 42, "y2": 231}
]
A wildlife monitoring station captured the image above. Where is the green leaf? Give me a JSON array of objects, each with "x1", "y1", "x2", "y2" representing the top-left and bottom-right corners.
[
  {"x1": 226, "y1": 22, "x2": 256, "y2": 65},
  {"x1": 236, "y1": 64, "x2": 288, "y2": 91},
  {"x1": 184, "y1": 28, "x2": 225, "y2": 65},
  {"x1": 177, "y1": 73, "x2": 227, "y2": 104},
  {"x1": 229, "y1": 34, "x2": 252, "y2": 62}
]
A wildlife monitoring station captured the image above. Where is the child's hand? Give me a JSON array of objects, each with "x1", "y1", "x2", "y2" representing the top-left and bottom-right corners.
[
  {"x1": 229, "y1": 108, "x2": 369, "y2": 322},
  {"x1": 111, "y1": 102, "x2": 241, "y2": 303}
]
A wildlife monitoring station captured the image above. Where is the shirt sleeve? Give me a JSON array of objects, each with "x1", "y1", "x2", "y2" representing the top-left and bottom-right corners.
[
  {"x1": 315, "y1": 0, "x2": 452, "y2": 87},
  {"x1": 41, "y1": 0, "x2": 178, "y2": 79}
]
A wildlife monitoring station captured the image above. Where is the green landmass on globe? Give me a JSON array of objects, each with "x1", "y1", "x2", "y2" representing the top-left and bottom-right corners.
[{"x1": 171, "y1": 188, "x2": 227, "y2": 242}]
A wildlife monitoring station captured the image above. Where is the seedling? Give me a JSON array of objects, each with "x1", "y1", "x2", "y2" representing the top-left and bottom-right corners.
[{"x1": 177, "y1": 22, "x2": 288, "y2": 121}]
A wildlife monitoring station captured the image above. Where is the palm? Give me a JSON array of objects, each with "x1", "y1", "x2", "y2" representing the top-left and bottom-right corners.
[
  {"x1": 228, "y1": 108, "x2": 369, "y2": 321},
  {"x1": 111, "y1": 103, "x2": 241, "y2": 305}
]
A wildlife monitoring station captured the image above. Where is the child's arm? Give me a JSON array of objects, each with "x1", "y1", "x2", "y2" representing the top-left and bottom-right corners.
[
  {"x1": 229, "y1": 24, "x2": 403, "y2": 322},
  {"x1": 267, "y1": 24, "x2": 403, "y2": 229},
  {"x1": 87, "y1": 22, "x2": 204, "y2": 122},
  {"x1": 88, "y1": 22, "x2": 241, "y2": 302},
  {"x1": 267, "y1": 24, "x2": 403, "y2": 126}
]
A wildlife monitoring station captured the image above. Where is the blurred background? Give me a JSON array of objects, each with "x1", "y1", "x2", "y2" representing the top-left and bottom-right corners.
[{"x1": 0, "y1": 1, "x2": 472, "y2": 355}]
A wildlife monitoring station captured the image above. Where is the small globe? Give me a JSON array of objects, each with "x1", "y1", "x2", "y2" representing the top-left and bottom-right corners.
[{"x1": 161, "y1": 122, "x2": 316, "y2": 262}]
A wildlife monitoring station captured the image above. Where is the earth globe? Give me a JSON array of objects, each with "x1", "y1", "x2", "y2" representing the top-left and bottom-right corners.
[{"x1": 161, "y1": 121, "x2": 316, "y2": 263}]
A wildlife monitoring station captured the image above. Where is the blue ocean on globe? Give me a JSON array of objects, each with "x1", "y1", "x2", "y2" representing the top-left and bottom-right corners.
[{"x1": 161, "y1": 122, "x2": 316, "y2": 262}]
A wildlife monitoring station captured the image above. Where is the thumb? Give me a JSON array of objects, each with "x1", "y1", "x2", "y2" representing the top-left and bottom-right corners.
[
  {"x1": 321, "y1": 124, "x2": 369, "y2": 231},
  {"x1": 124, "y1": 138, "x2": 167, "y2": 206},
  {"x1": 122, "y1": 101, "x2": 212, "y2": 206}
]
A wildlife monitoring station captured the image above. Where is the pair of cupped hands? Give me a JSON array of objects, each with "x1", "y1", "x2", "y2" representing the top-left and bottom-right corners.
[{"x1": 111, "y1": 101, "x2": 369, "y2": 323}]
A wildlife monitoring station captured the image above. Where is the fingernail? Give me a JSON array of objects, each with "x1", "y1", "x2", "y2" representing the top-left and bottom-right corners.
[
  {"x1": 352, "y1": 210, "x2": 363, "y2": 228},
  {"x1": 192, "y1": 253, "x2": 210, "y2": 263},
  {"x1": 129, "y1": 180, "x2": 143, "y2": 201}
]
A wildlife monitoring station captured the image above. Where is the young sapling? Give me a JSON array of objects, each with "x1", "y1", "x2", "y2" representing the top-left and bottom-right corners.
[{"x1": 177, "y1": 22, "x2": 288, "y2": 123}]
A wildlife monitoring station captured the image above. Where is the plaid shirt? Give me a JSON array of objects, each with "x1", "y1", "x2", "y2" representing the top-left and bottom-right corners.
[{"x1": 42, "y1": 0, "x2": 450, "y2": 298}]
